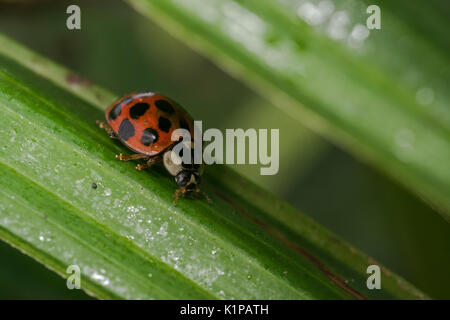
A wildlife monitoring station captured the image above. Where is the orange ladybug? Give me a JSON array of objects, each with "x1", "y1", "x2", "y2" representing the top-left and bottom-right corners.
[{"x1": 97, "y1": 92, "x2": 208, "y2": 204}]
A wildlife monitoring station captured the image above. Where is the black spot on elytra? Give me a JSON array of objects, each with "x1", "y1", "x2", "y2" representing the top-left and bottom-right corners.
[
  {"x1": 155, "y1": 99, "x2": 174, "y2": 114},
  {"x1": 118, "y1": 119, "x2": 135, "y2": 141},
  {"x1": 141, "y1": 128, "x2": 159, "y2": 146},
  {"x1": 108, "y1": 96, "x2": 133, "y2": 121},
  {"x1": 158, "y1": 116, "x2": 172, "y2": 133},
  {"x1": 108, "y1": 104, "x2": 122, "y2": 121},
  {"x1": 129, "y1": 102, "x2": 150, "y2": 119}
]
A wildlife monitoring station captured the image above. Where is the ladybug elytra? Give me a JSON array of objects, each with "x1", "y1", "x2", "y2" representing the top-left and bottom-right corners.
[{"x1": 97, "y1": 92, "x2": 209, "y2": 204}]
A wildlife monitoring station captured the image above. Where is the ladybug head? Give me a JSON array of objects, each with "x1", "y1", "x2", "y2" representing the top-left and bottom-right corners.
[
  {"x1": 163, "y1": 142, "x2": 203, "y2": 193},
  {"x1": 175, "y1": 170, "x2": 200, "y2": 191}
]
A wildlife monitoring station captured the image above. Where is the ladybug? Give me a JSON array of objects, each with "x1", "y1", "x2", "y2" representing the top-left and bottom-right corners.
[{"x1": 97, "y1": 92, "x2": 209, "y2": 204}]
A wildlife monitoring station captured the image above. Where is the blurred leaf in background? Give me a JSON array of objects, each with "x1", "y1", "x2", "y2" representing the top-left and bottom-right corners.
[
  {"x1": 129, "y1": 0, "x2": 450, "y2": 218},
  {"x1": 0, "y1": 240, "x2": 91, "y2": 299},
  {"x1": 0, "y1": 0, "x2": 448, "y2": 298}
]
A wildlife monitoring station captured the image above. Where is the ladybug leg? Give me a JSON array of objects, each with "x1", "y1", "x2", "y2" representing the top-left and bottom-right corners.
[
  {"x1": 136, "y1": 156, "x2": 160, "y2": 171},
  {"x1": 173, "y1": 188, "x2": 186, "y2": 206},
  {"x1": 96, "y1": 120, "x2": 116, "y2": 139},
  {"x1": 193, "y1": 186, "x2": 211, "y2": 203},
  {"x1": 115, "y1": 153, "x2": 149, "y2": 161},
  {"x1": 200, "y1": 190, "x2": 212, "y2": 203}
]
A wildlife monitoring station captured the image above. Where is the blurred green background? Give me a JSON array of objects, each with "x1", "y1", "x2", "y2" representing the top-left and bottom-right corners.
[{"x1": 0, "y1": 0, "x2": 448, "y2": 299}]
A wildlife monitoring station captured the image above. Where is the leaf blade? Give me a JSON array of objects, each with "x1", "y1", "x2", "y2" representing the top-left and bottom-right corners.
[{"x1": 0, "y1": 33, "x2": 427, "y2": 299}]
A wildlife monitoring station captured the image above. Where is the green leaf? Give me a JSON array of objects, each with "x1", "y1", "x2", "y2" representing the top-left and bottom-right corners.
[
  {"x1": 127, "y1": 0, "x2": 450, "y2": 221},
  {"x1": 0, "y1": 33, "x2": 427, "y2": 299}
]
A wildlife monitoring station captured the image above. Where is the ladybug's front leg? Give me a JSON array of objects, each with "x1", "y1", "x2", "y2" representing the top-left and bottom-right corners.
[
  {"x1": 192, "y1": 188, "x2": 212, "y2": 204},
  {"x1": 200, "y1": 190, "x2": 212, "y2": 203},
  {"x1": 96, "y1": 120, "x2": 116, "y2": 139},
  {"x1": 173, "y1": 188, "x2": 185, "y2": 206}
]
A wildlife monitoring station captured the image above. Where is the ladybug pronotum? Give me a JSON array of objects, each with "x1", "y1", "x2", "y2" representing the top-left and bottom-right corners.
[{"x1": 97, "y1": 92, "x2": 209, "y2": 204}]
